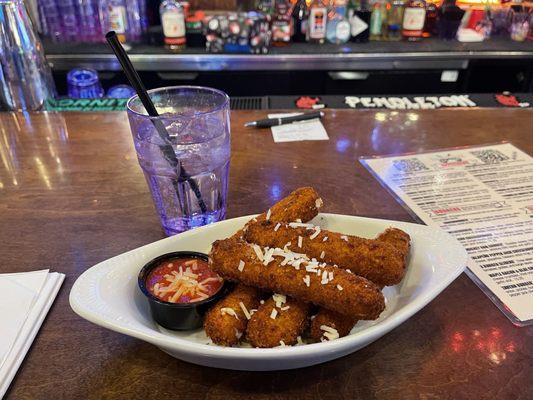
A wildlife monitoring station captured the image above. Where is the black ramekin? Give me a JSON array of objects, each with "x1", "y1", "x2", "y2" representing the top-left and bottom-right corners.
[{"x1": 138, "y1": 251, "x2": 229, "y2": 330}]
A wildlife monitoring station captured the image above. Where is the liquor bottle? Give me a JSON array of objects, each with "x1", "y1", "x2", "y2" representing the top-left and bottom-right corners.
[
  {"x1": 369, "y1": 0, "x2": 385, "y2": 40},
  {"x1": 475, "y1": 3, "x2": 493, "y2": 39},
  {"x1": 256, "y1": 0, "x2": 275, "y2": 15},
  {"x1": 39, "y1": 1, "x2": 62, "y2": 42},
  {"x1": 186, "y1": 10, "x2": 206, "y2": 47},
  {"x1": 160, "y1": 0, "x2": 186, "y2": 49},
  {"x1": 348, "y1": 0, "x2": 371, "y2": 42},
  {"x1": 292, "y1": 0, "x2": 308, "y2": 42},
  {"x1": 272, "y1": 0, "x2": 293, "y2": 45},
  {"x1": 108, "y1": 0, "x2": 128, "y2": 43},
  {"x1": 307, "y1": 0, "x2": 328, "y2": 43},
  {"x1": 402, "y1": 0, "x2": 426, "y2": 40},
  {"x1": 138, "y1": 0, "x2": 149, "y2": 33},
  {"x1": 387, "y1": 0, "x2": 404, "y2": 40},
  {"x1": 326, "y1": 3, "x2": 351, "y2": 44},
  {"x1": 422, "y1": 1, "x2": 437, "y2": 37},
  {"x1": 56, "y1": 0, "x2": 78, "y2": 42},
  {"x1": 75, "y1": 0, "x2": 102, "y2": 43},
  {"x1": 127, "y1": 0, "x2": 143, "y2": 42},
  {"x1": 437, "y1": 0, "x2": 464, "y2": 40}
]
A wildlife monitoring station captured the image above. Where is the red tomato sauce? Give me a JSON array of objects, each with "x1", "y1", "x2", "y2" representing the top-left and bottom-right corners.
[{"x1": 146, "y1": 257, "x2": 223, "y2": 303}]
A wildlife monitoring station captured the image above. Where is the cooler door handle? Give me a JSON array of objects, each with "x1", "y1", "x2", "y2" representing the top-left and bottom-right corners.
[
  {"x1": 157, "y1": 72, "x2": 199, "y2": 81},
  {"x1": 328, "y1": 71, "x2": 370, "y2": 80}
]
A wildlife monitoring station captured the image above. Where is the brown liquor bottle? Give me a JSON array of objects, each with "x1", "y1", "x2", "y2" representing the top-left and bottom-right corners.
[{"x1": 402, "y1": 0, "x2": 426, "y2": 40}]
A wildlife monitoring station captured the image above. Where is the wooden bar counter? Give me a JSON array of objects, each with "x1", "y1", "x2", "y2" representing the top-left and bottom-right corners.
[{"x1": 1, "y1": 109, "x2": 532, "y2": 399}]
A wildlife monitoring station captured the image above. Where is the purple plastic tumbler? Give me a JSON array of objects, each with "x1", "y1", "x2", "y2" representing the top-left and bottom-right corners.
[{"x1": 126, "y1": 86, "x2": 231, "y2": 236}]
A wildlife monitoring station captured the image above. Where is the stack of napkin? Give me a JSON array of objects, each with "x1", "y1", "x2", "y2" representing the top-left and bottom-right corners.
[{"x1": 0, "y1": 270, "x2": 64, "y2": 398}]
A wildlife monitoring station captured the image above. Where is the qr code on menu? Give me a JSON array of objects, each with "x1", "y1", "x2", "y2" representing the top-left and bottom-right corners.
[
  {"x1": 393, "y1": 158, "x2": 429, "y2": 172},
  {"x1": 471, "y1": 149, "x2": 509, "y2": 164}
]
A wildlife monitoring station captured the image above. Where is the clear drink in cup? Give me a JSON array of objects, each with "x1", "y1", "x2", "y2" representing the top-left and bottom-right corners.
[{"x1": 127, "y1": 86, "x2": 230, "y2": 236}]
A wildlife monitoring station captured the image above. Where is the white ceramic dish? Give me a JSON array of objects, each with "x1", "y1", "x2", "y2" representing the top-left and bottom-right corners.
[{"x1": 69, "y1": 214, "x2": 467, "y2": 371}]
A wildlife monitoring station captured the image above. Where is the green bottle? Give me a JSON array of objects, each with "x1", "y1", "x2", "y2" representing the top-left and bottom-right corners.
[{"x1": 370, "y1": 0, "x2": 384, "y2": 40}]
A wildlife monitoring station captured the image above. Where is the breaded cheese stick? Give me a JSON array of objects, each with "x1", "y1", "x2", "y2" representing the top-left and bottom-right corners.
[
  {"x1": 209, "y1": 238, "x2": 385, "y2": 319},
  {"x1": 309, "y1": 309, "x2": 358, "y2": 342},
  {"x1": 377, "y1": 228, "x2": 411, "y2": 260},
  {"x1": 246, "y1": 294, "x2": 311, "y2": 348},
  {"x1": 246, "y1": 187, "x2": 323, "y2": 226},
  {"x1": 204, "y1": 284, "x2": 262, "y2": 346},
  {"x1": 244, "y1": 221, "x2": 407, "y2": 286}
]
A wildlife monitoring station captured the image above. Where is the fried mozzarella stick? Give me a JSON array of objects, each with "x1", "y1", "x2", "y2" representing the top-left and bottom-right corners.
[
  {"x1": 244, "y1": 221, "x2": 407, "y2": 286},
  {"x1": 204, "y1": 284, "x2": 262, "y2": 346},
  {"x1": 246, "y1": 186, "x2": 323, "y2": 226},
  {"x1": 309, "y1": 309, "x2": 358, "y2": 342},
  {"x1": 205, "y1": 188, "x2": 321, "y2": 345},
  {"x1": 377, "y1": 228, "x2": 411, "y2": 260},
  {"x1": 246, "y1": 294, "x2": 311, "y2": 348},
  {"x1": 209, "y1": 239, "x2": 385, "y2": 319}
]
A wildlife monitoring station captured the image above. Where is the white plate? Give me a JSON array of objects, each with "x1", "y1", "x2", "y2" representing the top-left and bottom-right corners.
[{"x1": 69, "y1": 214, "x2": 467, "y2": 371}]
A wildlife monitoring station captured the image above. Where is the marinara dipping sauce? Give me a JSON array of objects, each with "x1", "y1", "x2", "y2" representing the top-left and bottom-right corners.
[
  {"x1": 146, "y1": 257, "x2": 223, "y2": 304},
  {"x1": 138, "y1": 251, "x2": 229, "y2": 330}
]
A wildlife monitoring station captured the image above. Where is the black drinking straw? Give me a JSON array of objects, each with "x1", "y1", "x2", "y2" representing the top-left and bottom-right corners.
[{"x1": 105, "y1": 31, "x2": 207, "y2": 214}]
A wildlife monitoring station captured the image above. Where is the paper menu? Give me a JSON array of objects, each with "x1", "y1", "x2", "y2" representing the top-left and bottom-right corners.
[
  {"x1": 361, "y1": 143, "x2": 533, "y2": 325},
  {"x1": 268, "y1": 113, "x2": 329, "y2": 143}
]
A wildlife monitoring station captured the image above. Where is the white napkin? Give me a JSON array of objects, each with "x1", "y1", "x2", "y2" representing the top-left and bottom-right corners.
[
  {"x1": 269, "y1": 113, "x2": 329, "y2": 143},
  {"x1": 0, "y1": 271, "x2": 64, "y2": 398}
]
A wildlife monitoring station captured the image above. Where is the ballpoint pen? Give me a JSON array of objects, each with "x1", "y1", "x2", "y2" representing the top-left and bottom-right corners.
[{"x1": 244, "y1": 111, "x2": 325, "y2": 128}]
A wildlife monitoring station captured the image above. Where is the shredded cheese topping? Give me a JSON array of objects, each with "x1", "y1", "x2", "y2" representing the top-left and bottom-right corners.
[
  {"x1": 272, "y1": 293, "x2": 287, "y2": 308},
  {"x1": 337, "y1": 284, "x2": 344, "y2": 291},
  {"x1": 266, "y1": 209, "x2": 271, "y2": 221},
  {"x1": 320, "y1": 250, "x2": 325, "y2": 259},
  {"x1": 154, "y1": 263, "x2": 218, "y2": 303},
  {"x1": 321, "y1": 270, "x2": 329, "y2": 285},
  {"x1": 298, "y1": 236, "x2": 303, "y2": 248},
  {"x1": 239, "y1": 301, "x2": 252, "y2": 320},
  {"x1": 252, "y1": 244, "x2": 264, "y2": 261},
  {"x1": 220, "y1": 307, "x2": 239, "y2": 320},
  {"x1": 289, "y1": 222, "x2": 314, "y2": 228},
  {"x1": 316, "y1": 198, "x2": 323, "y2": 208},
  {"x1": 270, "y1": 308, "x2": 278, "y2": 319},
  {"x1": 309, "y1": 226, "x2": 321, "y2": 240},
  {"x1": 320, "y1": 325, "x2": 340, "y2": 341},
  {"x1": 238, "y1": 260, "x2": 245, "y2": 272},
  {"x1": 263, "y1": 247, "x2": 275, "y2": 266},
  {"x1": 274, "y1": 223, "x2": 281, "y2": 231},
  {"x1": 244, "y1": 243, "x2": 343, "y2": 291}
]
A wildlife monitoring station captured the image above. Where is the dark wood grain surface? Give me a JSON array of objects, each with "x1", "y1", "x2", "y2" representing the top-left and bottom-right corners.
[{"x1": 1, "y1": 109, "x2": 532, "y2": 400}]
